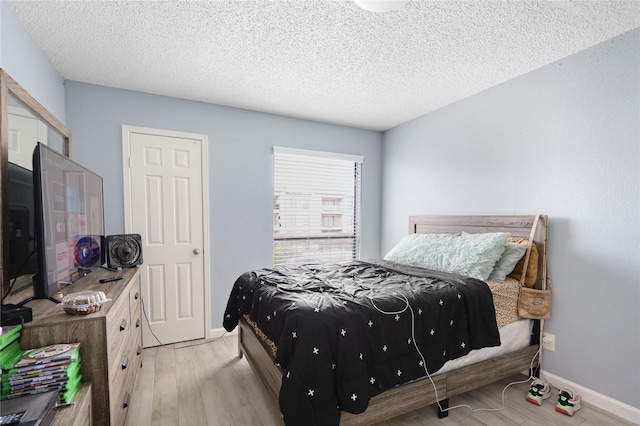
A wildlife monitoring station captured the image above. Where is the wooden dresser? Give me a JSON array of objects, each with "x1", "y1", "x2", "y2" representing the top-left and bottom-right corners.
[{"x1": 8, "y1": 267, "x2": 143, "y2": 426}]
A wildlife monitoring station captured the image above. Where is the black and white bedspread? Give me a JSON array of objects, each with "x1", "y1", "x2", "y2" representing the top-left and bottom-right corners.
[{"x1": 223, "y1": 259, "x2": 500, "y2": 425}]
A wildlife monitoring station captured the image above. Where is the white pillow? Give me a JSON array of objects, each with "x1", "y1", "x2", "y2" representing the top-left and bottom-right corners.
[
  {"x1": 488, "y1": 241, "x2": 528, "y2": 282},
  {"x1": 384, "y1": 232, "x2": 510, "y2": 280}
]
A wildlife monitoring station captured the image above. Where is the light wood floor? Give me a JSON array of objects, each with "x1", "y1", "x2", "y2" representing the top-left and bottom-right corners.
[{"x1": 125, "y1": 334, "x2": 635, "y2": 426}]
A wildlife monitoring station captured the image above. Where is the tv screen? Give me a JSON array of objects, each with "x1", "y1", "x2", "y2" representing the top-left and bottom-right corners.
[{"x1": 32, "y1": 142, "x2": 105, "y2": 300}]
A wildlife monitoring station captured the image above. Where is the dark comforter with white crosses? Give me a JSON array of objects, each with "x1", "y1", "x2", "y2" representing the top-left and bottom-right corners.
[{"x1": 223, "y1": 259, "x2": 500, "y2": 425}]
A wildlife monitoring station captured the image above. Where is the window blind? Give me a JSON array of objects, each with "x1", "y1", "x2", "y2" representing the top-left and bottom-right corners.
[{"x1": 273, "y1": 147, "x2": 362, "y2": 267}]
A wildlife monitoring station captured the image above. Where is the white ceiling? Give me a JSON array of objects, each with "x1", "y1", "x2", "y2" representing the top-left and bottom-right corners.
[{"x1": 7, "y1": 0, "x2": 640, "y2": 131}]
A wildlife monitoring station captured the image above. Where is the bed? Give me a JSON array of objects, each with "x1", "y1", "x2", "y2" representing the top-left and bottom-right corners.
[{"x1": 223, "y1": 215, "x2": 549, "y2": 425}]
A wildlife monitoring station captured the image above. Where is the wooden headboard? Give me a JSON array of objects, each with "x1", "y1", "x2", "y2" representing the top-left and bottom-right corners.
[{"x1": 408, "y1": 215, "x2": 548, "y2": 290}]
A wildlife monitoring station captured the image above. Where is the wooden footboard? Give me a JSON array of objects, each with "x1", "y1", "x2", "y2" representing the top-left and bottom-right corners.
[{"x1": 238, "y1": 318, "x2": 540, "y2": 425}]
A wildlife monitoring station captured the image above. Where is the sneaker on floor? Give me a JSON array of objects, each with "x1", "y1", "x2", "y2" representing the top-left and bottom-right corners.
[
  {"x1": 526, "y1": 378, "x2": 552, "y2": 406},
  {"x1": 556, "y1": 387, "x2": 582, "y2": 416}
]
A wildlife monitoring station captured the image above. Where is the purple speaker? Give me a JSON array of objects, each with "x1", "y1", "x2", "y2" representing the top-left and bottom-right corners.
[{"x1": 74, "y1": 235, "x2": 104, "y2": 270}]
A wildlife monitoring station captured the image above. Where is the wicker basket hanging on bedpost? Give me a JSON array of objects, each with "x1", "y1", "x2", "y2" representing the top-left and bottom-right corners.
[{"x1": 517, "y1": 215, "x2": 551, "y2": 320}]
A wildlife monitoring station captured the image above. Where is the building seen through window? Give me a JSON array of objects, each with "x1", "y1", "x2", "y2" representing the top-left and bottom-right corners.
[{"x1": 273, "y1": 147, "x2": 362, "y2": 267}]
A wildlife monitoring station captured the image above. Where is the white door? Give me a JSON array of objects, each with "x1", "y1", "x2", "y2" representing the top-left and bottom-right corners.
[{"x1": 122, "y1": 125, "x2": 210, "y2": 347}]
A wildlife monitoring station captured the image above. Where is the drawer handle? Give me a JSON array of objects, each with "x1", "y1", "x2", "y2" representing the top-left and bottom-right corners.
[
  {"x1": 137, "y1": 345, "x2": 143, "y2": 356},
  {"x1": 123, "y1": 392, "x2": 130, "y2": 409},
  {"x1": 121, "y1": 355, "x2": 129, "y2": 370},
  {"x1": 136, "y1": 318, "x2": 141, "y2": 328},
  {"x1": 120, "y1": 319, "x2": 127, "y2": 331},
  {"x1": 134, "y1": 292, "x2": 139, "y2": 300}
]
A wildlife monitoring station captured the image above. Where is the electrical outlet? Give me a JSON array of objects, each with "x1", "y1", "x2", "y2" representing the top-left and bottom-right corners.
[{"x1": 542, "y1": 333, "x2": 555, "y2": 352}]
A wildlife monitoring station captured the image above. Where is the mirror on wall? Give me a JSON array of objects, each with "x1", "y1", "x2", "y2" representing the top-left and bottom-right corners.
[
  {"x1": 1, "y1": 69, "x2": 72, "y2": 299},
  {"x1": 8, "y1": 95, "x2": 65, "y2": 169}
]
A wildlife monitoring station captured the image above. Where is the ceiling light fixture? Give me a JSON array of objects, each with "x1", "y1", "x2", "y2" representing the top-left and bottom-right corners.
[{"x1": 354, "y1": 0, "x2": 410, "y2": 12}]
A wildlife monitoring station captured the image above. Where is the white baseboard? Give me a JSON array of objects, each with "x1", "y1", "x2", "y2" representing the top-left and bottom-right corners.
[
  {"x1": 541, "y1": 370, "x2": 640, "y2": 424},
  {"x1": 210, "y1": 326, "x2": 237, "y2": 339}
]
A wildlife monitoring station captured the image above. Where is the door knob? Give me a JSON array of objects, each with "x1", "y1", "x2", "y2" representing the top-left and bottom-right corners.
[{"x1": 193, "y1": 248, "x2": 201, "y2": 255}]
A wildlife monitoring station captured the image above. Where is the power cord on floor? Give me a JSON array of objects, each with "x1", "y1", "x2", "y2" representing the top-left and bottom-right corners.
[
  {"x1": 140, "y1": 295, "x2": 229, "y2": 349},
  {"x1": 140, "y1": 295, "x2": 165, "y2": 346}
]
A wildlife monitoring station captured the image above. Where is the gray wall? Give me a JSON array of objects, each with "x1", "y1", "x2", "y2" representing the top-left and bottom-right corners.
[
  {"x1": 0, "y1": 1, "x2": 66, "y2": 122},
  {"x1": 64, "y1": 82, "x2": 383, "y2": 333},
  {"x1": 381, "y1": 29, "x2": 640, "y2": 408}
]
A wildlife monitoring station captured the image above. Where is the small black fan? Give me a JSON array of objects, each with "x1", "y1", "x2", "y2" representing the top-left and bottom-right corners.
[
  {"x1": 74, "y1": 236, "x2": 104, "y2": 270},
  {"x1": 105, "y1": 234, "x2": 143, "y2": 269}
]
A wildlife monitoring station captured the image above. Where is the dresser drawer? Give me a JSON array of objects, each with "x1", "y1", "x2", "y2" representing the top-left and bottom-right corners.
[
  {"x1": 131, "y1": 327, "x2": 143, "y2": 379},
  {"x1": 110, "y1": 342, "x2": 138, "y2": 426},
  {"x1": 130, "y1": 301, "x2": 142, "y2": 344},
  {"x1": 128, "y1": 279, "x2": 141, "y2": 314},
  {"x1": 108, "y1": 330, "x2": 130, "y2": 387},
  {"x1": 106, "y1": 296, "x2": 132, "y2": 364},
  {"x1": 110, "y1": 374, "x2": 133, "y2": 426}
]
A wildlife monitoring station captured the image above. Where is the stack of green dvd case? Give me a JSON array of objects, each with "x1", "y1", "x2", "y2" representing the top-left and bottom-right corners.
[
  {"x1": 0, "y1": 325, "x2": 23, "y2": 371},
  {"x1": 1, "y1": 341, "x2": 82, "y2": 404}
]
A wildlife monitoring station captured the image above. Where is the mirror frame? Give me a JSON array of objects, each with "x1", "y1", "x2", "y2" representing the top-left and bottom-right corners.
[{"x1": 1, "y1": 68, "x2": 72, "y2": 299}]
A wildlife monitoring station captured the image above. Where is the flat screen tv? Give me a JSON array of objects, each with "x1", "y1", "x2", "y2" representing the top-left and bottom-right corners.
[
  {"x1": 7, "y1": 162, "x2": 37, "y2": 283},
  {"x1": 32, "y1": 142, "x2": 105, "y2": 301}
]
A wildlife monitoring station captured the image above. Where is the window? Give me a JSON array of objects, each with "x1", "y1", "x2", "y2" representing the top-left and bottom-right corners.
[
  {"x1": 321, "y1": 214, "x2": 343, "y2": 233},
  {"x1": 322, "y1": 198, "x2": 341, "y2": 209},
  {"x1": 273, "y1": 147, "x2": 362, "y2": 267}
]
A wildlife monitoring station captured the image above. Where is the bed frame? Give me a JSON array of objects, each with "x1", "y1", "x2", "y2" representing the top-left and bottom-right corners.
[{"x1": 237, "y1": 215, "x2": 549, "y2": 425}]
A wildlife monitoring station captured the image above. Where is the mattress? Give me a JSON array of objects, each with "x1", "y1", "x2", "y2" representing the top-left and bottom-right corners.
[{"x1": 436, "y1": 318, "x2": 531, "y2": 374}]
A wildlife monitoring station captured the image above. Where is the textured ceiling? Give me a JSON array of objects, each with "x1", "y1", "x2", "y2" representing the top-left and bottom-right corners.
[{"x1": 7, "y1": 0, "x2": 640, "y2": 131}]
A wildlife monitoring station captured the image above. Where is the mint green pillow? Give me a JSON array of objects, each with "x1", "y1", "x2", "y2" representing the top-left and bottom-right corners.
[
  {"x1": 384, "y1": 232, "x2": 510, "y2": 280},
  {"x1": 488, "y1": 241, "x2": 528, "y2": 282}
]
